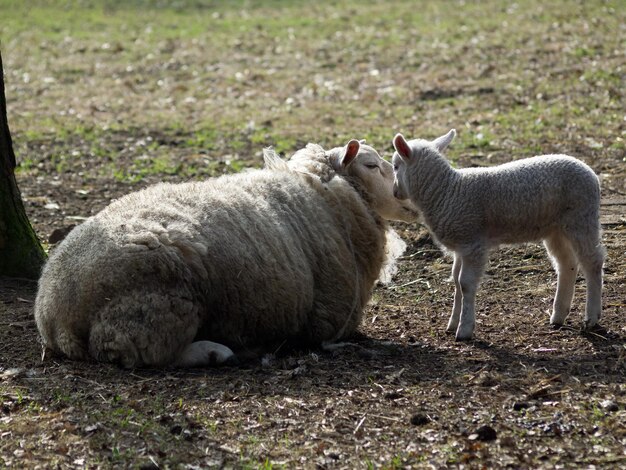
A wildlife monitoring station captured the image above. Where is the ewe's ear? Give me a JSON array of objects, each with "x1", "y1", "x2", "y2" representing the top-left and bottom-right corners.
[
  {"x1": 393, "y1": 133, "x2": 412, "y2": 161},
  {"x1": 433, "y1": 129, "x2": 456, "y2": 152},
  {"x1": 341, "y1": 139, "x2": 360, "y2": 168}
]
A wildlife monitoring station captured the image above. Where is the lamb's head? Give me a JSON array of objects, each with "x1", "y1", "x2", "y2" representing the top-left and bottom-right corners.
[
  {"x1": 328, "y1": 139, "x2": 418, "y2": 223},
  {"x1": 392, "y1": 129, "x2": 456, "y2": 200}
]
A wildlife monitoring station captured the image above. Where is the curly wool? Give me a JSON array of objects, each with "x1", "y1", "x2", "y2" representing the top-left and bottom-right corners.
[{"x1": 34, "y1": 144, "x2": 395, "y2": 368}]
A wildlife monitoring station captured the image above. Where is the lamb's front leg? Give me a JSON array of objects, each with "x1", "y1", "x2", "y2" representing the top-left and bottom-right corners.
[
  {"x1": 446, "y1": 253, "x2": 462, "y2": 333},
  {"x1": 455, "y1": 250, "x2": 487, "y2": 341}
]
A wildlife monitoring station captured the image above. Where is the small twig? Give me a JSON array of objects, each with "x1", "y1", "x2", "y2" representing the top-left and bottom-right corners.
[
  {"x1": 273, "y1": 339, "x2": 288, "y2": 355},
  {"x1": 402, "y1": 249, "x2": 442, "y2": 259},
  {"x1": 390, "y1": 279, "x2": 420, "y2": 289},
  {"x1": 129, "y1": 373, "x2": 155, "y2": 382},
  {"x1": 354, "y1": 415, "x2": 366, "y2": 434},
  {"x1": 71, "y1": 375, "x2": 106, "y2": 389},
  {"x1": 496, "y1": 264, "x2": 548, "y2": 273},
  {"x1": 584, "y1": 330, "x2": 609, "y2": 340},
  {"x1": 369, "y1": 413, "x2": 402, "y2": 423}
]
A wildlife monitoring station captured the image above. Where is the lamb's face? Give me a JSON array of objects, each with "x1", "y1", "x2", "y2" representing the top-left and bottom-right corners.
[
  {"x1": 331, "y1": 140, "x2": 418, "y2": 223},
  {"x1": 391, "y1": 133, "x2": 419, "y2": 201},
  {"x1": 391, "y1": 130, "x2": 457, "y2": 201},
  {"x1": 391, "y1": 151, "x2": 409, "y2": 200}
]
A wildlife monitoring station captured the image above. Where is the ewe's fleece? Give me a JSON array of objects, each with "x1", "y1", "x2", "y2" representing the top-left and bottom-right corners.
[
  {"x1": 392, "y1": 130, "x2": 604, "y2": 341},
  {"x1": 35, "y1": 141, "x2": 416, "y2": 367}
]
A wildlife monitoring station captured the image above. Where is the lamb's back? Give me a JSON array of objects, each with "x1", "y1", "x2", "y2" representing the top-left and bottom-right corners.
[{"x1": 449, "y1": 155, "x2": 599, "y2": 245}]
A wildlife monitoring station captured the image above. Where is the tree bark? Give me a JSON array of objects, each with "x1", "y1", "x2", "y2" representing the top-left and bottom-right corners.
[{"x1": 0, "y1": 50, "x2": 46, "y2": 279}]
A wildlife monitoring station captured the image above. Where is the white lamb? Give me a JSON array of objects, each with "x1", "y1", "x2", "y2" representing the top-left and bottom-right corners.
[
  {"x1": 34, "y1": 139, "x2": 418, "y2": 368},
  {"x1": 391, "y1": 129, "x2": 605, "y2": 341}
]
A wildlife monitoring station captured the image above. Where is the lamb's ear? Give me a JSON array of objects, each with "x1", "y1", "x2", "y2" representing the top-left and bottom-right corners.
[
  {"x1": 341, "y1": 139, "x2": 360, "y2": 168},
  {"x1": 393, "y1": 133, "x2": 412, "y2": 161},
  {"x1": 433, "y1": 129, "x2": 456, "y2": 152}
]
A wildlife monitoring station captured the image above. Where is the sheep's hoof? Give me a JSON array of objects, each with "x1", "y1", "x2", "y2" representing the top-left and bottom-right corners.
[
  {"x1": 175, "y1": 341, "x2": 236, "y2": 368},
  {"x1": 583, "y1": 319, "x2": 599, "y2": 332},
  {"x1": 549, "y1": 321, "x2": 564, "y2": 330},
  {"x1": 549, "y1": 314, "x2": 568, "y2": 327},
  {"x1": 454, "y1": 332, "x2": 473, "y2": 342},
  {"x1": 221, "y1": 354, "x2": 240, "y2": 366}
]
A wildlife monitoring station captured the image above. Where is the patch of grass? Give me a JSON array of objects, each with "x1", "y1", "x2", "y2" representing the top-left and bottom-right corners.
[{"x1": 384, "y1": 454, "x2": 404, "y2": 469}]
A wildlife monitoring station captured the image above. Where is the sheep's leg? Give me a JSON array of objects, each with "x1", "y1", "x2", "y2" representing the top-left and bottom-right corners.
[
  {"x1": 566, "y1": 225, "x2": 605, "y2": 330},
  {"x1": 88, "y1": 293, "x2": 202, "y2": 368},
  {"x1": 455, "y1": 250, "x2": 487, "y2": 341},
  {"x1": 581, "y1": 257, "x2": 603, "y2": 330},
  {"x1": 446, "y1": 253, "x2": 463, "y2": 333},
  {"x1": 544, "y1": 233, "x2": 578, "y2": 326},
  {"x1": 576, "y1": 244, "x2": 604, "y2": 331},
  {"x1": 173, "y1": 341, "x2": 237, "y2": 368}
]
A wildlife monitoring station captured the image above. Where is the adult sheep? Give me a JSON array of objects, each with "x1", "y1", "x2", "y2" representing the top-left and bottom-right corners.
[{"x1": 34, "y1": 140, "x2": 418, "y2": 368}]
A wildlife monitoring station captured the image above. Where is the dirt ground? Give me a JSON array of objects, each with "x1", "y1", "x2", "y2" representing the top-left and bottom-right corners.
[
  {"x1": 1, "y1": 1, "x2": 625, "y2": 468},
  {"x1": 1, "y1": 202, "x2": 625, "y2": 469}
]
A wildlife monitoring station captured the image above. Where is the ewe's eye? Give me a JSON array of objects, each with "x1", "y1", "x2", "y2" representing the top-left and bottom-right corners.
[{"x1": 364, "y1": 163, "x2": 379, "y2": 170}]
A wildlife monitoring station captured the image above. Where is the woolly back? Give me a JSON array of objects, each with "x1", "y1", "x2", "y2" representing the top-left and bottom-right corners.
[{"x1": 264, "y1": 143, "x2": 338, "y2": 184}]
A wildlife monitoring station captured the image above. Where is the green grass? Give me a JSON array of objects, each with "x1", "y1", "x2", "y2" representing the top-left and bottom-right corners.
[{"x1": 2, "y1": 0, "x2": 624, "y2": 183}]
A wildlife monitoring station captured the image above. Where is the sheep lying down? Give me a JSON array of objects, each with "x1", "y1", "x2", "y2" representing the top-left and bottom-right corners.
[
  {"x1": 34, "y1": 140, "x2": 418, "y2": 368},
  {"x1": 392, "y1": 129, "x2": 605, "y2": 341}
]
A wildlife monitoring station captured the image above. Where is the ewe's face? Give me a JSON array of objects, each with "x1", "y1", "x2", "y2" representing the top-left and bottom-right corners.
[{"x1": 348, "y1": 144, "x2": 418, "y2": 223}]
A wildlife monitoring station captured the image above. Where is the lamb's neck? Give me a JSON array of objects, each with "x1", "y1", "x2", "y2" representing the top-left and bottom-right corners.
[{"x1": 411, "y1": 158, "x2": 459, "y2": 214}]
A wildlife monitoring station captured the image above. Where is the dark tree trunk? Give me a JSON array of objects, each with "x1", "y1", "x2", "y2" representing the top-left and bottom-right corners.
[{"x1": 0, "y1": 50, "x2": 46, "y2": 279}]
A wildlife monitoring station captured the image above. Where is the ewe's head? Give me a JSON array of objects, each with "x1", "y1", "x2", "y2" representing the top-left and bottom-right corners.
[
  {"x1": 328, "y1": 139, "x2": 418, "y2": 223},
  {"x1": 391, "y1": 129, "x2": 456, "y2": 200}
]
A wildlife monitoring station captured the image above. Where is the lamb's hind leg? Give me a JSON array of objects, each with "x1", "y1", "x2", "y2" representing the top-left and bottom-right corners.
[
  {"x1": 446, "y1": 253, "x2": 462, "y2": 333},
  {"x1": 568, "y1": 229, "x2": 605, "y2": 330},
  {"x1": 455, "y1": 248, "x2": 487, "y2": 341},
  {"x1": 544, "y1": 233, "x2": 578, "y2": 327}
]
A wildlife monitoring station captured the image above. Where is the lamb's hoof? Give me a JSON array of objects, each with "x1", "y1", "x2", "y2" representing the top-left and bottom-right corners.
[
  {"x1": 549, "y1": 321, "x2": 564, "y2": 330},
  {"x1": 583, "y1": 319, "x2": 599, "y2": 332},
  {"x1": 445, "y1": 326, "x2": 458, "y2": 335},
  {"x1": 454, "y1": 332, "x2": 473, "y2": 342},
  {"x1": 221, "y1": 354, "x2": 240, "y2": 366}
]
